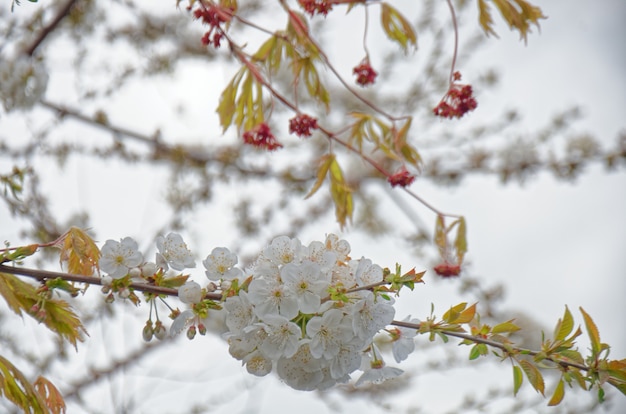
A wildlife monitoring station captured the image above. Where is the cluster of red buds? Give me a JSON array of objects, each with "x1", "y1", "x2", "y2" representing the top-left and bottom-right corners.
[
  {"x1": 433, "y1": 72, "x2": 477, "y2": 119},
  {"x1": 289, "y1": 114, "x2": 319, "y2": 138},
  {"x1": 193, "y1": 4, "x2": 232, "y2": 48},
  {"x1": 353, "y1": 59, "x2": 378, "y2": 87},
  {"x1": 298, "y1": 0, "x2": 334, "y2": 17},
  {"x1": 433, "y1": 262, "x2": 461, "y2": 278},
  {"x1": 387, "y1": 166, "x2": 416, "y2": 187},
  {"x1": 242, "y1": 123, "x2": 283, "y2": 151}
]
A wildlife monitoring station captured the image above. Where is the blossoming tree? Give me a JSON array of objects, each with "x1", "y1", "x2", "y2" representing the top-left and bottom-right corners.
[{"x1": 1, "y1": 0, "x2": 625, "y2": 413}]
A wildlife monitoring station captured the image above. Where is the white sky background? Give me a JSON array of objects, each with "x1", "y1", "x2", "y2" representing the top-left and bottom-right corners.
[{"x1": 1, "y1": 0, "x2": 625, "y2": 413}]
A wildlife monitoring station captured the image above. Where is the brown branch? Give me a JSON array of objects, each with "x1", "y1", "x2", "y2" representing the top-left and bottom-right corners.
[
  {"x1": 24, "y1": 0, "x2": 80, "y2": 56},
  {"x1": 0, "y1": 264, "x2": 592, "y2": 373},
  {"x1": 0, "y1": 264, "x2": 223, "y2": 301}
]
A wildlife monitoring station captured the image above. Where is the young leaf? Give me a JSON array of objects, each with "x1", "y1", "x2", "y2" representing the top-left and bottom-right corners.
[
  {"x1": 513, "y1": 364, "x2": 523, "y2": 396},
  {"x1": 520, "y1": 359, "x2": 545, "y2": 395},
  {"x1": 0, "y1": 272, "x2": 31, "y2": 315},
  {"x1": 455, "y1": 302, "x2": 477, "y2": 324},
  {"x1": 477, "y1": 0, "x2": 497, "y2": 37},
  {"x1": 0, "y1": 355, "x2": 50, "y2": 414},
  {"x1": 305, "y1": 154, "x2": 334, "y2": 199},
  {"x1": 217, "y1": 67, "x2": 246, "y2": 133},
  {"x1": 442, "y1": 302, "x2": 467, "y2": 323},
  {"x1": 491, "y1": 0, "x2": 546, "y2": 43},
  {"x1": 547, "y1": 378, "x2": 565, "y2": 406},
  {"x1": 454, "y1": 216, "x2": 468, "y2": 264},
  {"x1": 554, "y1": 305, "x2": 574, "y2": 341},
  {"x1": 34, "y1": 376, "x2": 66, "y2": 414},
  {"x1": 579, "y1": 307, "x2": 601, "y2": 356},
  {"x1": 492, "y1": 320, "x2": 521, "y2": 334},
  {"x1": 328, "y1": 158, "x2": 353, "y2": 229},
  {"x1": 380, "y1": 2, "x2": 417, "y2": 53},
  {"x1": 41, "y1": 297, "x2": 88, "y2": 349},
  {"x1": 434, "y1": 215, "x2": 447, "y2": 255},
  {"x1": 59, "y1": 227, "x2": 100, "y2": 276}
]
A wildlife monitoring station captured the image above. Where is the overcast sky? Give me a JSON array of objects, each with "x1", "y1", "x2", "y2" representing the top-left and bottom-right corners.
[{"x1": 1, "y1": 0, "x2": 625, "y2": 413}]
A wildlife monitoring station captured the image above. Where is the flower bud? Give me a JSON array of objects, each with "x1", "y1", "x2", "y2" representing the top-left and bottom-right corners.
[
  {"x1": 128, "y1": 267, "x2": 142, "y2": 278},
  {"x1": 142, "y1": 322, "x2": 154, "y2": 342},
  {"x1": 197, "y1": 322, "x2": 207, "y2": 336},
  {"x1": 141, "y1": 262, "x2": 158, "y2": 277},
  {"x1": 105, "y1": 292, "x2": 115, "y2": 303},
  {"x1": 186, "y1": 325, "x2": 197, "y2": 340},
  {"x1": 154, "y1": 322, "x2": 167, "y2": 340}
]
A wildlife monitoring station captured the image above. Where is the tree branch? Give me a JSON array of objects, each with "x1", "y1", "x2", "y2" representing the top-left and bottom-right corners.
[{"x1": 24, "y1": 0, "x2": 79, "y2": 56}]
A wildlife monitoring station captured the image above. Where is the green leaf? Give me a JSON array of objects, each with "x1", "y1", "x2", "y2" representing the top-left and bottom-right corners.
[
  {"x1": 0, "y1": 273, "x2": 86, "y2": 348},
  {"x1": 558, "y1": 349, "x2": 585, "y2": 365},
  {"x1": 520, "y1": 359, "x2": 545, "y2": 395},
  {"x1": 292, "y1": 57, "x2": 330, "y2": 111},
  {"x1": 492, "y1": 320, "x2": 521, "y2": 334},
  {"x1": 59, "y1": 227, "x2": 100, "y2": 276},
  {"x1": 579, "y1": 307, "x2": 601, "y2": 356},
  {"x1": 434, "y1": 215, "x2": 446, "y2": 255},
  {"x1": 477, "y1": 0, "x2": 497, "y2": 37},
  {"x1": 0, "y1": 272, "x2": 30, "y2": 315},
  {"x1": 328, "y1": 158, "x2": 354, "y2": 229},
  {"x1": 305, "y1": 154, "x2": 334, "y2": 199},
  {"x1": 513, "y1": 365, "x2": 523, "y2": 396},
  {"x1": 0, "y1": 355, "x2": 50, "y2": 414},
  {"x1": 34, "y1": 376, "x2": 66, "y2": 414},
  {"x1": 547, "y1": 378, "x2": 565, "y2": 406},
  {"x1": 454, "y1": 216, "x2": 468, "y2": 264},
  {"x1": 380, "y1": 2, "x2": 417, "y2": 52},
  {"x1": 217, "y1": 67, "x2": 246, "y2": 133},
  {"x1": 469, "y1": 343, "x2": 488, "y2": 360},
  {"x1": 491, "y1": 0, "x2": 546, "y2": 43},
  {"x1": 442, "y1": 302, "x2": 467, "y2": 323},
  {"x1": 554, "y1": 306, "x2": 574, "y2": 342}
]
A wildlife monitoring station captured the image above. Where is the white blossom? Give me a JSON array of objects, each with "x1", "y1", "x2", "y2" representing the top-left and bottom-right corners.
[
  {"x1": 223, "y1": 290, "x2": 256, "y2": 334},
  {"x1": 257, "y1": 314, "x2": 301, "y2": 359},
  {"x1": 0, "y1": 54, "x2": 49, "y2": 112},
  {"x1": 263, "y1": 235, "x2": 304, "y2": 265},
  {"x1": 156, "y1": 233, "x2": 195, "y2": 271},
  {"x1": 353, "y1": 257, "x2": 384, "y2": 286},
  {"x1": 391, "y1": 315, "x2": 419, "y2": 363},
  {"x1": 99, "y1": 237, "x2": 143, "y2": 279},
  {"x1": 350, "y1": 291, "x2": 395, "y2": 341},
  {"x1": 306, "y1": 309, "x2": 353, "y2": 360},
  {"x1": 281, "y1": 261, "x2": 329, "y2": 314},
  {"x1": 203, "y1": 247, "x2": 242, "y2": 281},
  {"x1": 170, "y1": 310, "x2": 195, "y2": 336},
  {"x1": 247, "y1": 277, "x2": 299, "y2": 320}
]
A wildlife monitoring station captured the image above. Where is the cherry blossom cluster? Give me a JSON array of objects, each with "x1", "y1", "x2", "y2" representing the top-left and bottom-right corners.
[
  {"x1": 433, "y1": 72, "x2": 477, "y2": 119},
  {"x1": 0, "y1": 54, "x2": 49, "y2": 112},
  {"x1": 98, "y1": 233, "x2": 420, "y2": 390}
]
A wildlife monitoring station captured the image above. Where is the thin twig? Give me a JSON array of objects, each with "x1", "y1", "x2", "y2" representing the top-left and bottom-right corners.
[
  {"x1": 24, "y1": 0, "x2": 79, "y2": 56},
  {"x1": 391, "y1": 319, "x2": 590, "y2": 372}
]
